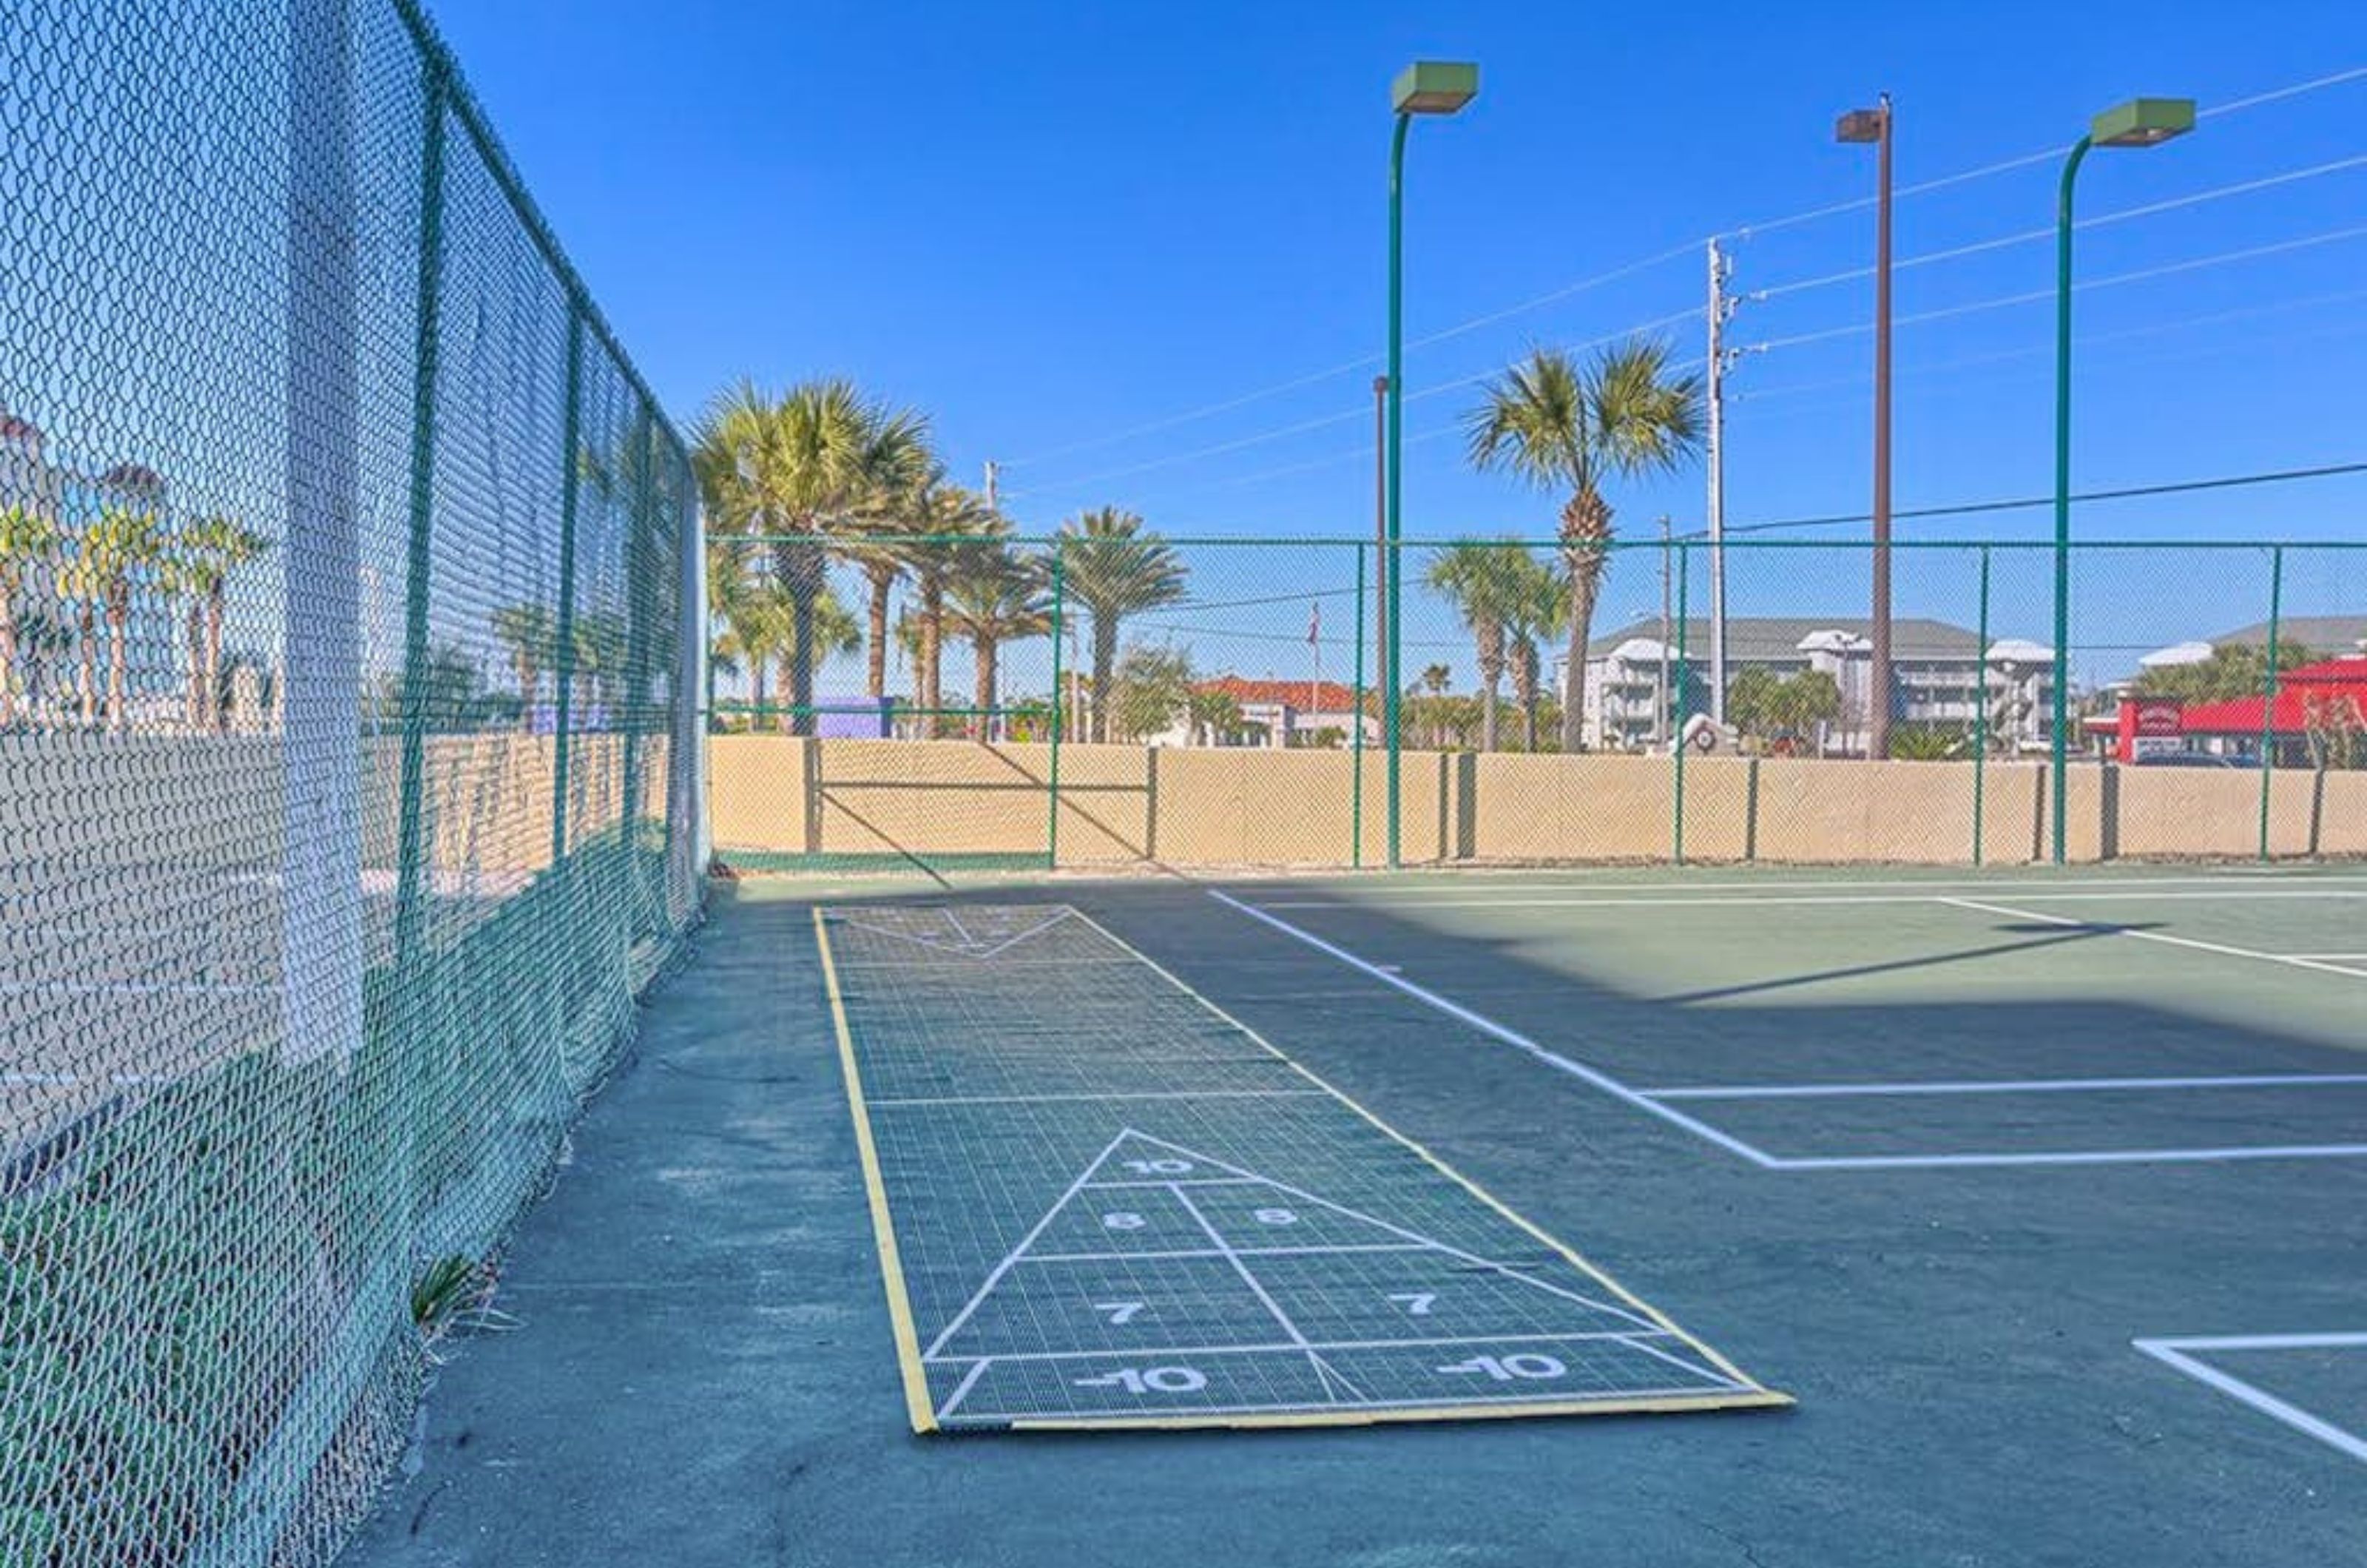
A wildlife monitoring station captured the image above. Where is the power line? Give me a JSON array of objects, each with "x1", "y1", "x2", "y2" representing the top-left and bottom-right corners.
[
  {"x1": 1024, "y1": 307, "x2": 1701, "y2": 504},
  {"x1": 1704, "y1": 459, "x2": 2367, "y2": 538},
  {"x1": 1749, "y1": 221, "x2": 2367, "y2": 353},
  {"x1": 1752, "y1": 154, "x2": 2367, "y2": 301},
  {"x1": 1741, "y1": 285, "x2": 2367, "y2": 402},
  {"x1": 1004, "y1": 64, "x2": 2367, "y2": 474}
]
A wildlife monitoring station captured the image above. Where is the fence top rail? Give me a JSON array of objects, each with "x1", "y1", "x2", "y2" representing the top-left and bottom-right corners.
[
  {"x1": 389, "y1": 0, "x2": 687, "y2": 468},
  {"x1": 723, "y1": 532, "x2": 2367, "y2": 552}
]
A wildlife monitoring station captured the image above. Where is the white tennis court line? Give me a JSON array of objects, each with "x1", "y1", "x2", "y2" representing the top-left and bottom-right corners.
[
  {"x1": 1261, "y1": 871, "x2": 2367, "y2": 897},
  {"x1": 1942, "y1": 896, "x2": 2367, "y2": 980},
  {"x1": 2135, "y1": 1332, "x2": 2367, "y2": 1467},
  {"x1": 1644, "y1": 1072, "x2": 2367, "y2": 1101},
  {"x1": 1773, "y1": 1143, "x2": 2367, "y2": 1172},
  {"x1": 1206, "y1": 889, "x2": 1783, "y2": 1169},
  {"x1": 2287, "y1": 953, "x2": 2367, "y2": 961},
  {"x1": 1211, "y1": 890, "x2": 2367, "y2": 1174},
  {"x1": 1255, "y1": 888, "x2": 2367, "y2": 912}
]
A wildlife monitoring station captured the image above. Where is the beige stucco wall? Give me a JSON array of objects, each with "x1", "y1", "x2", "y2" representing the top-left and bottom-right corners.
[
  {"x1": 2321, "y1": 771, "x2": 2367, "y2": 856},
  {"x1": 697, "y1": 737, "x2": 2367, "y2": 868}
]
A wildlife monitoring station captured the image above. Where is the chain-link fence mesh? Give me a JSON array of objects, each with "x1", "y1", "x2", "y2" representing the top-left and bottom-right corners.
[
  {"x1": 705, "y1": 533, "x2": 2366, "y2": 878},
  {"x1": 1, "y1": 2, "x2": 703, "y2": 1562}
]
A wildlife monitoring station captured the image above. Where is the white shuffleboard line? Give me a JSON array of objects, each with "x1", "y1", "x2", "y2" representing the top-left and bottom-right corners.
[
  {"x1": 933, "y1": 1358, "x2": 994, "y2": 1422},
  {"x1": 951, "y1": 1381, "x2": 1735, "y2": 1424},
  {"x1": 925, "y1": 1328, "x2": 1679, "y2": 1366},
  {"x1": 868, "y1": 1089, "x2": 1328, "y2": 1107},
  {"x1": 1644, "y1": 1072, "x2": 2367, "y2": 1101},
  {"x1": 1941, "y1": 896, "x2": 2367, "y2": 980},
  {"x1": 1019, "y1": 1243, "x2": 1434, "y2": 1263},
  {"x1": 1206, "y1": 889, "x2": 1779, "y2": 1169},
  {"x1": 2135, "y1": 1334, "x2": 2367, "y2": 1467},
  {"x1": 920, "y1": 1129, "x2": 1131, "y2": 1361}
]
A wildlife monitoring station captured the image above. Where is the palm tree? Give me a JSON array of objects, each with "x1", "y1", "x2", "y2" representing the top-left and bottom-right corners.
[
  {"x1": 904, "y1": 479, "x2": 999, "y2": 734},
  {"x1": 62, "y1": 504, "x2": 169, "y2": 731},
  {"x1": 942, "y1": 546, "x2": 1052, "y2": 741},
  {"x1": 490, "y1": 602, "x2": 558, "y2": 726},
  {"x1": 165, "y1": 516, "x2": 269, "y2": 731},
  {"x1": 1423, "y1": 541, "x2": 1527, "y2": 751},
  {"x1": 1416, "y1": 663, "x2": 1448, "y2": 746},
  {"x1": 1056, "y1": 507, "x2": 1186, "y2": 743},
  {"x1": 712, "y1": 581, "x2": 860, "y2": 734},
  {"x1": 0, "y1": 504, "x2": 59, "y2": 727},
  {"x1": 1464, "y1": 339, "x2": 1704, "y2": 753},
  {"x1": 1501, "y1": 552, "x2": 1564, "y2": 751},
  {"x1": 692, "y1": 379, "x2": 930, "y2": 734}
]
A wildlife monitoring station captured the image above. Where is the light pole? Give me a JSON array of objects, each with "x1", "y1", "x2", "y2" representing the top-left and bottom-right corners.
[
  {"x1": 2050, "y1": 96, "x2": 2193, "y2": 864},
  {"x1": 1837, "y1": 95, "x2": 1893, "y2": 760},
  {"x1": 1385, "y1": 59, "x2": 1477, "y2": 869}
]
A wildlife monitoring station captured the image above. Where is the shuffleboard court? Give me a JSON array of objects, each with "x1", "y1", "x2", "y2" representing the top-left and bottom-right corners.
[{"x1": 814, "y1": 902, "x2": 1789, "y2": 1433}]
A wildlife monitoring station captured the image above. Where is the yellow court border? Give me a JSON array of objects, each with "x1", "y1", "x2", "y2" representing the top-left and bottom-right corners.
[
  {"x1": 814, "y1": 907, "x2": 940, "y2": 1433},
  {"x1": 816, "y1": 902, "x2": 1793, "y2": 1434}
]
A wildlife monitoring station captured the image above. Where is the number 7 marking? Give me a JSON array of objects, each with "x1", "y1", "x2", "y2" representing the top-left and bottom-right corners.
[
  {"x1": 1095, "y1": 1300, "x2": 1145, "y2": 1325},
  {"x1": 1389, "y1": 1292, "x2": 1436, "y2": 1316}
]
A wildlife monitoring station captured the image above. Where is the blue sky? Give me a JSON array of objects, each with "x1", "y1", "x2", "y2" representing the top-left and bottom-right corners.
[{"x1": 431, "y1": 0, "x2": 2367, "y2": 683}]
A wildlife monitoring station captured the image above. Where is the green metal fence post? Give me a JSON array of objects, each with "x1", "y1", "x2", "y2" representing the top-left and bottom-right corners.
[
  {"x1": 1352, "y1": 541, "x2": 1366, "y2": 869},
  {"x1": 1047, "y1": 541, "x2": 1064, "y2": 870},
  {"x1": 392, "y1": 64, "x2": 450, "y2": 977},
  {"x1": 620, "y1": 407, "x2": 658, "y2": 885},
  {"x1": 1672, "y1": 543, "x2": 1690, "y2": 865},
  {"x1": 547, "y1": 309, "x2": 585, "y2": 867},
  {"x1": 2258, "y1": 544, "x2": 2283, "y2": 861},
  {"x1": 1973, "y1": 545, "x2": 1990, "y2": 867}
]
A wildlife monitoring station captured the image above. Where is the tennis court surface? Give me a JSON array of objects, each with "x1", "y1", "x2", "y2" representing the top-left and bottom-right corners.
[{"x1": 347, "y1": 862, "x2": 2367, "y2": 1567}]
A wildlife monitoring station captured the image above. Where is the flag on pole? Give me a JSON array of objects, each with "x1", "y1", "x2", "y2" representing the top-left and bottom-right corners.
[{"x1": 1307, "y1": 602, "x2": 1321, "y2": 646}]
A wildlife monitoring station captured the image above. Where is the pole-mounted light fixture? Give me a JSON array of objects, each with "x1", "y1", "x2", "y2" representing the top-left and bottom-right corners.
[
  {"x1": 2048, "y1": 95, "x2": 2195, "y2": 863},
  {"x1": 1382, "y1": 59, "x2": 1477, "y2": 868}
]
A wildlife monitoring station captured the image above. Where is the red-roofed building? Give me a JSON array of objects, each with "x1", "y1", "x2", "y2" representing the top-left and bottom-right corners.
[
  {"x1": 1149, "y1": 675, "x2": 1376, "y2": 748},
  {"x1": 2121, "y1": 656, "x2": 2367, "y2": 765}
]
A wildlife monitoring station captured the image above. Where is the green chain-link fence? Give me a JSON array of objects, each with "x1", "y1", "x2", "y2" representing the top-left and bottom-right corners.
[
  {"x1": 704, "y1": 534, "x2": 2366, "y2": 877},
  {"x1": 1, "y1": 2, "x2": 703, "y2": 1563}
]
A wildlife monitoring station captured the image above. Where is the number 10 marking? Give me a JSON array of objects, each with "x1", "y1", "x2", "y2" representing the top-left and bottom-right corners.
[{"x1": 1437, "y1": 1353, "x2": 1566, "y2": 1382}]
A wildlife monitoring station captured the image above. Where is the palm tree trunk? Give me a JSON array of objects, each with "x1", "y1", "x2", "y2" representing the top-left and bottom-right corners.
[
  {"x1": 919, "y1": 573, "x2": 943, "y2": 736},
  {"x1": 775, "y1": 538, "x2": 821, "y2": 737},
  {"x1": 1090, "y1": 619, "x2": 1117, "y2": 743},
  {"x1": 186, "y1": 602, "x2": 205, "y2": 729},
  {"x1": 973, "y1": 638, "x2": 996, "y2": 742},
  {"x1": 1480, "y1": 680, "x2": 1499, "y2": 752},
  {"x1": 1559, "y1": 489, "x2": 1613, "y2": 755},
  {"x1": 106, "y1": 598, "x2": 127, "y2": 733},
  {"x1": 864, "y1": 563, "x2": 893, "y2": 701},
  {"x1": 205, "y1": 584, "x2": 225, "y2": 730},
  {"x1": 0, "y1": 597, "x2": 16, "y2": 729},
  {"x1": 75, "y1": 604, "x2": 95, "y2": 728}
]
